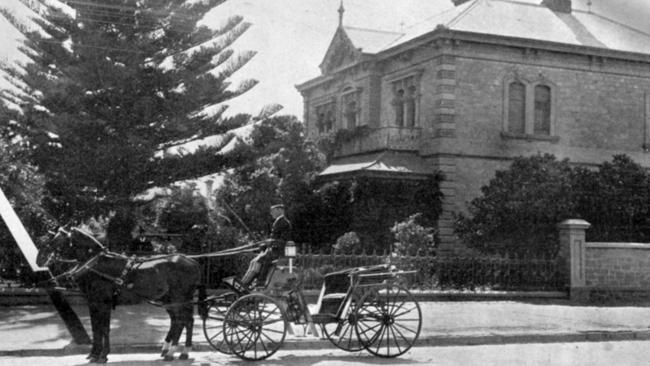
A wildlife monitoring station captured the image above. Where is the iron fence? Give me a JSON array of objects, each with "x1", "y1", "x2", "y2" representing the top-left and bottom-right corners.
[{"x1": 162, "y1": 245, "x2": 563, "y2": 292}]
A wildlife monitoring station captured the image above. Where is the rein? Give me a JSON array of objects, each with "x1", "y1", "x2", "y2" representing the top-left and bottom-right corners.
[{"x1": 187, "y1": 241, "x2": 264, "y2": 259}]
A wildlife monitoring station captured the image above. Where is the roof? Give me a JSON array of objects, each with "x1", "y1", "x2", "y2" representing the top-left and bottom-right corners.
[
  {"x1": 319, "y1": 151, "x2": 431, "y2": 180},
  {"x1": 341, "y1": 0, "x2": 650, "y2": 56},
  {"x1": 343, "y1": 26, "x2": 404, "y2": 54}
]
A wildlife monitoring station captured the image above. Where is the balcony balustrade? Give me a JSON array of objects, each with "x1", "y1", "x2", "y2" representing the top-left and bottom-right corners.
[{"x1": 334, "y1": 126, "x2": 422, "y2": 157}]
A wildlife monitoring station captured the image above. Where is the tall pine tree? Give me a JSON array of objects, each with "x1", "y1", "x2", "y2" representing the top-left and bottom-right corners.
[{"x1": 1, "y1": 0, "x2": 258, "y2": 220}]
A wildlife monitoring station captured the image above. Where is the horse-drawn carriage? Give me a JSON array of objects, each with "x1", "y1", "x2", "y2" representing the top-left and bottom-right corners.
[
  {"x1": 37, "y1": 227, "x2": 422, "y2": 362},
  {"x1": 203, "y1": 261, "x2": 422, "y2": 360}
]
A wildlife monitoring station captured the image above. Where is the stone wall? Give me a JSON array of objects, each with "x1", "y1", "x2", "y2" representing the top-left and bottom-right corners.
[
  {"x1": 585, "y1": 243, "x2": 650, "y2": 288},
  {"x1": 559, "y1": 220, "x2": 650, "y2": 302}
]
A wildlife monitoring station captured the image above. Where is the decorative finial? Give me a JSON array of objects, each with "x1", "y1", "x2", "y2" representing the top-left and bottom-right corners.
[{"x1": 338, "y1": 0, "x2": 345, "y2": 27}]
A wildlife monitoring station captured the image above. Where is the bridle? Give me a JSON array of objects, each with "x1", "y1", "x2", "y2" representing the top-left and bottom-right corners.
[
  {"x1": 46, "y1": 228, "x2": 130, "y2": 287},
  {"x1": 42, "y1": 229, "x2": 77, "y2": 267}
]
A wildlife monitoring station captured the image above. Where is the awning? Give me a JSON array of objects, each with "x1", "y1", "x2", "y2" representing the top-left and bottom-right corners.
[{"x1": 318, "y1": 151, "x2": 431, "y2": 180}]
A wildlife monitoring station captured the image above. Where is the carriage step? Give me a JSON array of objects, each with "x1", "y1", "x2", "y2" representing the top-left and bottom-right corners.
[
  {"x1": 322, "y1": 293, "x2": 346, "y2": 300},
  {"x1": 311, "y1": 313, "x2": 338, "y2": 324}
]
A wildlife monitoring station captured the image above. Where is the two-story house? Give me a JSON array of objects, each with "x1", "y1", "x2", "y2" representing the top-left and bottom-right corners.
[{"x1": 296, "y1": 0, "x2": 650, "y2": 251}]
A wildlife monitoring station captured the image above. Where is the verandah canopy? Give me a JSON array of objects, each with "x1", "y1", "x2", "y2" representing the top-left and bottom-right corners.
[{"x1": 318, "y1": 151, "x2": 431, "y2": 180}]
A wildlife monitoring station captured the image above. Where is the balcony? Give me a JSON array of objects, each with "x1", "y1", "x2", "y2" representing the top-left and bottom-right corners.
[{"x1": 333, "y1": 126, "x2": 422, "y2": 157}]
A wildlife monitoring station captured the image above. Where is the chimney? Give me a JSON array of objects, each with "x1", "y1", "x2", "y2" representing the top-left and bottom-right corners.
[
  {"x1": 543, "y1": 0, "x2": 571, "y2": 13},
  {"x1": 451, "y1": 0, "x2": 471, "y2": 5}
]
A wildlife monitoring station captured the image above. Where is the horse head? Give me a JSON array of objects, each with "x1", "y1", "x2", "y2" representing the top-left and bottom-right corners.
[{"x1": 36, "y1": 226, "x2": 105, "y2": 267}]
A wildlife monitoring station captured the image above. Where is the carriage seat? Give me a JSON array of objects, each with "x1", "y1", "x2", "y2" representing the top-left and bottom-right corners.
[
  {"x1": 314, "y1": 269, "x2": 353, "y2": 316},
  {"x1": 221, "y1": 276, "x2": 250, "y2": 295},
  {"x1": 222, "y1": 260, "x2": 297, "y2": 295}
]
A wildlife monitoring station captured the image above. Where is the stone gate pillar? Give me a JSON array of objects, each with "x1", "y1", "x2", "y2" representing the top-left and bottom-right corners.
[{"x1": 557, "y1": 219, "x2": 590, "y2": 301}]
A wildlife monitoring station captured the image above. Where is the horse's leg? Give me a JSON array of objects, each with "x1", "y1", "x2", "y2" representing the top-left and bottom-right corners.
[
  {"x1": 87, "y1": 304, "x2": 100, "y2": 360},
  {"x1": 95, "y1": 302, "x2": 112, "y2": 364},
  {"x1": 164, "y1": 308, "x2": 184, "y2": 361},
  {"x1": 161, "y1": 309, "x2": 175, "y2": 358},
  {"x1": 179, "y1": 303, "x2": 194, "y2": 360}
]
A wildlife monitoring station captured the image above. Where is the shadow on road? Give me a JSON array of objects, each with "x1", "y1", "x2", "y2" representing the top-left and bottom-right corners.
[
  {"x1": 67, "y1": 353, "x2": 421, "y2": 366},
  {"x1": 70, "y1": 359, "x2": 194, "y2": 366}
]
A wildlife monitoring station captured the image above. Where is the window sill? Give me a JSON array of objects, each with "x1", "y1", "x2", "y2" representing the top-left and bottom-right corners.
[{"x1": 501, "y1": 132, "x2": 559, "y2": 143}]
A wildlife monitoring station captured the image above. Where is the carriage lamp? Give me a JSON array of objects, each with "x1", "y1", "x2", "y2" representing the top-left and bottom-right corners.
[
  {"x1": 285, "y1": 241, "x2": 297, "y2": 273},
  {"x1": 285, "y1": 241, "x2": 297, "y2": 257}
]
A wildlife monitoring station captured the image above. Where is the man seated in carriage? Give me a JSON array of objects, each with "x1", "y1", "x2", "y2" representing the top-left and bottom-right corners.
[{"x1": 240, "y1": 204, "x2": 292, "y2": 288}]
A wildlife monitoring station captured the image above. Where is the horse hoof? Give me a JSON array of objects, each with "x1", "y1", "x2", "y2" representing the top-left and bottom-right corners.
[
  {"x1": 86, "y1": 354, "x2": 96, "y2": 360},
  {"x1": 179, "y1": 354, "x2": 189, "y2": 360},
  {"x1": 160, "y1": 349, "x2": 168, "y2": 357},
  {"x1": 88, "y1": 356, "x2": 107, "y2": 364},
  {"x1": 163, "y1": 355, "x2": 174, "y2": 361}
]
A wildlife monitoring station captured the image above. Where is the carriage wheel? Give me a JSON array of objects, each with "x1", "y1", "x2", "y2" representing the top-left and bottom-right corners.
[
  {"x1": 321, "y1": 294, "x2": 364, "y2": 352},
  {"x1": 203, "y1": 291, "x2": 237, "y2": 354},
  {"x1": 354, "y1": 284, "x2": 422, "y2": 358},
  {"x1": 223, "y1": 293, "x2": 287, "y2": 361}
]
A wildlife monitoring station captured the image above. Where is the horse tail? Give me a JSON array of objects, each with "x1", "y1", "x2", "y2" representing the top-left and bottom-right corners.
[{"x1": 197, "y1": 282, "x2": 208, "y2": 319}]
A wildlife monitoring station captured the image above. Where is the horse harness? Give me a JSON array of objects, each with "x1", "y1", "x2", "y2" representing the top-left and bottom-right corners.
[
  {"x1": 64, "y1": 252, "x2": 201, "y2": 308},
  {"x1": 69, "y1": 252, "x2": 135, "y2": 286}
]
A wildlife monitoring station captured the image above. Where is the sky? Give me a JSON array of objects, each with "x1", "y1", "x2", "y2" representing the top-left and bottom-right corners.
[{"x1": 1, "y1": 0, "x2": 650, "y2": 120}]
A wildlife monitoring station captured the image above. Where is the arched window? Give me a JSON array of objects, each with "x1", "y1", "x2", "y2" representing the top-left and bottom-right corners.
[
  {"x1": 345, "y1": 100, "x2": 357, "y2": 128},
  {"x1": 341, "y1": 89, "x2": 360, "y2": 128},
  {"x1": 392, "y1": 75, "x2": 418, "y2": 127},
  {"x1": 534, "y1": 85, "x2": 551, "y2": 135},
  {"x1": 503, "y1": 75, "x2": 556, "y2": 140},
  {"x1": 325, "y1": 109, "x2": 334, "y2": 131},
  {"x1": 405, "y1": 85, "x2": 417, "y2": 127},
  {"x1": 315, "y1": 102, "x2": 336, "y2": 134},
  {"x1": 394, "y1": 88, "x2": 405, "y2": 127},
  {"x1": 317, "y1": 111, "x2": 325, "y2": 133},
  {"x1": 508, "y1": 81, "x2": 526, "y2": 134}
]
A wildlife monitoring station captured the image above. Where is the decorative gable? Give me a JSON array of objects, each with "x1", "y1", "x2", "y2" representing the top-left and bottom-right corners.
[{"x1": 320, "y1": 28, "x2": 361, "y2": 74}]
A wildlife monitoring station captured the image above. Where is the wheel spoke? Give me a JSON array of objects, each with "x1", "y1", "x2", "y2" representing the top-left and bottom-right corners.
[
  {"x1": 343, "y1": 324, "x2": 354, "y2": 348},
  {"x1": 391, "y1": 322, "x2": 411, "y2": 344},
  {"x1": 209, "y1": 330, "x2": 224, "y2": 342},
  {"x1": 388, "y1": 325, "x2": 403, "y2": 355},
  {"x1": 374, "y1": 324, "x2": 387, "y2": 354},
  {"x1": 239, "y1": 328, "x2": 255, "y2": 352},
  {"x1": 357, "y1": 320, "x2": 382, "y2": 340},
  {"x1": 388, "y1": 299, "x2": 406, "y2": 316},
  {"x1": 392, "y1": 306, "x2": 418, "y2": 318},
  {"x1": 393, "y1": 321, "x2": 419, "y2": 335},
  {"x1": 260, "y1": 327, "x2": 285, "y2": 335},
  {"x1": 323, "y1": 313, "x2": 363, "y2": 352},
  {"x1": 260, "y1": 330, "x2": 279, "y2": 348}
]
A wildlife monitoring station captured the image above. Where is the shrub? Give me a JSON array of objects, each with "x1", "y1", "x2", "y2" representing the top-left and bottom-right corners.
[
  {"x1": 455, "y1": 154, "x2": 574, "y2": 256},
  {"x1": 332, "y1": 232, "x2": 360, "y2": 254},
  {"x1": 391, "y1": 213, "x2": 436, "y2": 256},
  {"x1": 455, "y1": 153, "x2": 650, "y2": 256},
  {"x1": 573, "y1": 155, "x2": 650, "y2": 242}
]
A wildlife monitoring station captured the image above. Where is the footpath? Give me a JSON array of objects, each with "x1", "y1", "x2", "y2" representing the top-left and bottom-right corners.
[{"x1": 2, "y1": 293, "x2": 650, "y2": 356}]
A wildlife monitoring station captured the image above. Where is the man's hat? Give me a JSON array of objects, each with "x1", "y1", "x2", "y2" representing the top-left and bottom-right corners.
[{"x1": 270, "y1": 204, "x2": 285, "y2": 210}]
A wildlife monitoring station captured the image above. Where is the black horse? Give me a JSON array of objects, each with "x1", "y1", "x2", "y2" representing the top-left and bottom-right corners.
[{"x1": 37, "y1": 227, "x2": 207, "y2": 363}]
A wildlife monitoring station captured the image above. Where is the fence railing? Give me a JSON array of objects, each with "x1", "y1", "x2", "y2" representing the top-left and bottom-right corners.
[
  {"x1": 199, "y1": 249, "x2": 564, "y2": 292},
  {"x1": 295, "y1": 251, "x2": 562, "y2": 291}
]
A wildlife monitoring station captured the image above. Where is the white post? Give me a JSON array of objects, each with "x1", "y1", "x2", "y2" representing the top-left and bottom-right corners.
[
  {"x1": 558, "y1": 219, "x2": 591, "y2": 301},
  {"x1": 0, "y1": 187, "x2": 48, "y2": 272}
]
